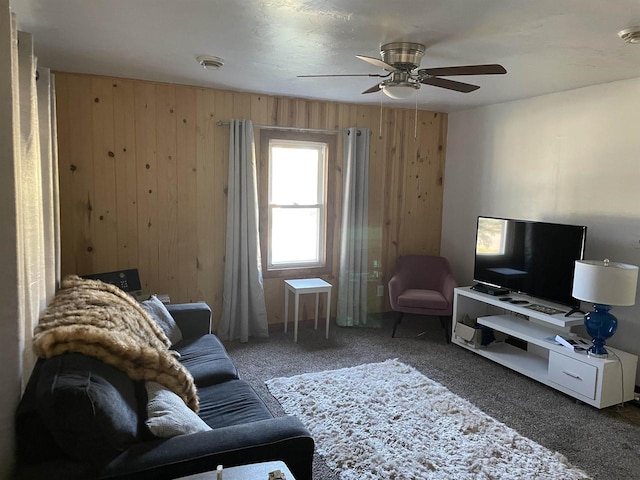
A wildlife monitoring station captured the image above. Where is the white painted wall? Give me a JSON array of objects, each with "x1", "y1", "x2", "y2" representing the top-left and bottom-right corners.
[{"x1": 442, "y1": 77, "x2": 640, "y2": 384}]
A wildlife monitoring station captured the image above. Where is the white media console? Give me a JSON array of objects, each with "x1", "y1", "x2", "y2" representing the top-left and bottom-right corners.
[{"x1": 452, "y1": 286, "x2": 638, "y2": 409}]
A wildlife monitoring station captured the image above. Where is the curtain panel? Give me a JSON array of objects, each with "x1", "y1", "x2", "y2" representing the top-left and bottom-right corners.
[
  {"x1": 337, "y1": 128, "x2": 370, "y2": 327},
  {"x1": 0, "y1": 4, "x2": 60, "y2": 469},
  {"x1": 16, "y1": 31, "x2": 60, "y2": 389},
  {"x1": 218, "y1": 119, "x2": 269, "y2": 342}
]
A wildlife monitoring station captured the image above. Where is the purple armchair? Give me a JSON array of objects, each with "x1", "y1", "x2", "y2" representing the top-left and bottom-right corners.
[{"x1": 388, "y1": 255, "x2": 458, "y2": 342}]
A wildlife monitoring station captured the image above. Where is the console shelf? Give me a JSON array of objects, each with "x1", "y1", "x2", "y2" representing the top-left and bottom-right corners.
[
  {"x1": 478, "y1": 314, "x2": 561, "y2": 344},
  {"x1": 452, "y1": 287, "x2": 638, "y2": 409}
]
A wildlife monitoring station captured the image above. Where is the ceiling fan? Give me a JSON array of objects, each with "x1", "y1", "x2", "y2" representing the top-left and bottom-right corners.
[{"x1": 299, "y1": 42, "x2": 507, "y2": 99}]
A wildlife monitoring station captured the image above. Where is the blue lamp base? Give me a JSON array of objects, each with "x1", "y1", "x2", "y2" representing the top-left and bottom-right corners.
[{"x1": 584, "y1": 304, "x2": 617, "y2": 358}]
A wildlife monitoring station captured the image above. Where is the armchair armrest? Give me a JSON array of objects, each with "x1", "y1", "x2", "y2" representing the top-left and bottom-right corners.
[
  {"x1": 166, "y1": 302, "x2": 211, "y2": 339},
  {"x1": 441, "y1": 273, "x2": 458, "y2": 306},
  {"x1": 388, "y1": 273, "x2": 407, "y2": 310}
]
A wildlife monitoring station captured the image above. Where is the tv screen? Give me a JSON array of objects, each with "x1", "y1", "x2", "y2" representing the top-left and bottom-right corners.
[{"x1": 473, "y1": 217, "x2": 587, "y2": 307}]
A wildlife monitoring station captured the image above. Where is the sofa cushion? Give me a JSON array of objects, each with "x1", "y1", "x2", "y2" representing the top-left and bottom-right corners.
[
  {"x1": 35, "y1": 353, "x2": 141, "y2": 464},
  {"x1": 145, "y1": 381, "x2": 212, "y2": 438},
  {"x1": 15, "y1": 358, "x2": 66, "y2": 465},
  {"x1": 197, "y1": 379, "x2": 273, "y2": 429},
  {"x1": 141, "y1": 295, "x2": 183, "y2": 345},
  {"x1": 174, "y1": 334, "x2": 239, "y2": 387}
]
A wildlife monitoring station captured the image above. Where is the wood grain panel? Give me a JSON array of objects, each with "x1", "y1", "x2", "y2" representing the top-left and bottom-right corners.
[
  {"x1": 55, "y1": 74, "x2": 74, "y2": 275},
  {"x1": 56, "y1": 73, "x2": 448, "y2": 329},
  {"x1": 90, "y1": 77, "x2": 117, "y2": 273},
  {"x1": 209, "y1": 90, "x2": 234, "y2": 325},
  {"x1": 175, "y1": 86, "x2": 198, "y2": 302},
  {"x1": 154, "y1": 84, "x2": 177, "y2": 296},
  {"x1": 64, "y1": 75, "x2": 95, "y2": 276},
  {"x1": 133, "y1": 82, "x2": 158, "y2": 290},
  {"x1": 195, "y1": 88, "x2": 217, "y2": 309},
  {"x1": 112, "y1": 78, "x2": 139, "y2": 269}
]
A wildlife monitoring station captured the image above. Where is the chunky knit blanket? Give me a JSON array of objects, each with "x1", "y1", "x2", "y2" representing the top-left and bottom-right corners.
[{"x1": 33, "y1": 275, "x2": 199, "y2": 411}]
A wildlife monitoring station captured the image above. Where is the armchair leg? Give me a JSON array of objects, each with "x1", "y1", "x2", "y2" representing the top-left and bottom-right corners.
[
  {"x1": 391, "y1": 312, "x2": 404, "y2": 338},
  {"x1": 440, "y1": 316, "x2": 452, "y2": 344}
]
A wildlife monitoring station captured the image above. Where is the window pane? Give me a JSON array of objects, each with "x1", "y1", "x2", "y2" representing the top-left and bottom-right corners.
[
  {"x1": 270, "y1": 146, "x2": 321, "y2": 205},
  {"x1": 271, "y1": 208, "x2": 320, "y2": 266}
]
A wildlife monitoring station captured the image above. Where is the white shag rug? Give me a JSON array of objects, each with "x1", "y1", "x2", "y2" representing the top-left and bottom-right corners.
[{"x1": 265, "y1": 359, "x2": 591, "y2": 480}]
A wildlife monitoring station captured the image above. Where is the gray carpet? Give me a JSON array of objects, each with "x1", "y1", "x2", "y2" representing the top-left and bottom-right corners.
[{"x1": 222, "y1": 314, "x2": 640, "y2": 480}]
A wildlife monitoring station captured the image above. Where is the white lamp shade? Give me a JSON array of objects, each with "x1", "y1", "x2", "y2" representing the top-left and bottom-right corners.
[{"x1": 572, "y1": 260, "x2": 639, "y2": 306}]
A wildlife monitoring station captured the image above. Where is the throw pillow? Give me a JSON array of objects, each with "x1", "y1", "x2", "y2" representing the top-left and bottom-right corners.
[
  {"x1": 141, "y1": 295, "x2": 183, "y2": 345},
  {"x1": 145, "y1": 381, "x2": 211, "y2": 438}
]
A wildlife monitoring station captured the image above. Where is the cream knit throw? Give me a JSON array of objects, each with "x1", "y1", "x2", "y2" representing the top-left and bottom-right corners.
[{"x1": 33, "y1": 275, "x2": 199, "y2": 411}]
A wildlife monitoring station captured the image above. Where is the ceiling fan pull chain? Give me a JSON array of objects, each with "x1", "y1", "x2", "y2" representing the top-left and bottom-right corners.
[
  {"x1": 379, "y1": 98, "x2": 383, "y2": 139},
  {"x1": 414, "y1": 90, "x2": 418, "y2": 141}
]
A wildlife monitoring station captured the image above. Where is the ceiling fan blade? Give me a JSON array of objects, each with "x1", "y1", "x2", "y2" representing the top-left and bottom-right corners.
[
  {"x1": 298, "y1": 73, "x2": 388, "y2": 78},
  {"x1": 418, "y1": 64, "x2": 507, "y2": 77},
  {"x1": 420, "y1": 76, "x2": 480, "y2": 93},
  {"x1": 361, "y1": 83, "x2": 381, "y2": 94},
  {"x1": 356, "y1": 55, "x2": 398, "y2": 72}
]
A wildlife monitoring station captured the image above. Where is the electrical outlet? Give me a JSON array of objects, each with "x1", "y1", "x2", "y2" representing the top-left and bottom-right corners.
[{"x1": 376, "y1": 285, "x2": 384, "y2": 297}]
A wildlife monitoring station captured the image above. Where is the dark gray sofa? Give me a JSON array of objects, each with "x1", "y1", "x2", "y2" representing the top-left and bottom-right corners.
[{"x1": 14, "y1": 302, "x2": 314, "y2": 479}]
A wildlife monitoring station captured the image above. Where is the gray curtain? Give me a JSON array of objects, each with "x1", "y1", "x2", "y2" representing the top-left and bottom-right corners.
[
  {"x1": 337, "y1": 128, "x2": 370, "y2": 326},
  {"x1": 218, "y1": 119, "x2": 269, "y2": 342}
]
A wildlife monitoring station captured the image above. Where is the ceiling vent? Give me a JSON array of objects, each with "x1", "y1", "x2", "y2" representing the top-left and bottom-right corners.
[{"x1": 196, "y1": 55, "x2": 224, "y2": 70}]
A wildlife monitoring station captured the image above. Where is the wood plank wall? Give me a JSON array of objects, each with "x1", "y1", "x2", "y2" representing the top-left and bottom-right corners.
[{"x1": 55, "y1": 73, "x2": 448, "y2": 330}]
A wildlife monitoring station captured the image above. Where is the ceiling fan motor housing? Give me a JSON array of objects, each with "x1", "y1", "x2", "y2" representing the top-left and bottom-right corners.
[
  {"x1": 380, "y1": 42, "x2": 425, "y2": 70},
  {"x1": 381, "y1": 71, "x2": 419, "y2": 88}
]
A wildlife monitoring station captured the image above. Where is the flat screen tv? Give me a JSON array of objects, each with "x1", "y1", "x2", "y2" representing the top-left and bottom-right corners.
[{"x1": 473, "y1": 216, "x2": 587, "y2": 307}]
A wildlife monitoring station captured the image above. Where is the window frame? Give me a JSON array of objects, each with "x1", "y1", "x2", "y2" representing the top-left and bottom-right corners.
[{"x1": 258, "y1": 130, "x2": 336, "y2": 279}]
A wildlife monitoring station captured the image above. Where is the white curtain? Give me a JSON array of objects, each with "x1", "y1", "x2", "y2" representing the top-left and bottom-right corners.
[
  {"x1": 218, "y1": 119, "x2": 269, "y2": 342},
  {"x1": 0, "y1": 6, "x2": 60, "y2": 468},
  {"x1": 17, "y1": 31, "x2": 60, "y2": 386},
  {"x1": 337, "y1": 128, "x2": 370, "y2": 326}
]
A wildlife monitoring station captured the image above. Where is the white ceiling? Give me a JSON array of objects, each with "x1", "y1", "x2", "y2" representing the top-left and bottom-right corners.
[{"x1": 12, "y1": 0, "x2": 640, "y2": 112}]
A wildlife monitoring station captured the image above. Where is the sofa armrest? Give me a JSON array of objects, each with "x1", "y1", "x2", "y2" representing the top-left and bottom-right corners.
[
  {"x1": 166, "y1": 302, "x2": 212, "y2": 339},
  {"x1": 99, "y1": 416, "x2": 314, "y2": 480}
]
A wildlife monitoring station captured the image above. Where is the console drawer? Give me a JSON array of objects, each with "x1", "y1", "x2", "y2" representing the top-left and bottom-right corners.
[{"x1": 548, "y1": 351, "x2": 597, "y2": 399}]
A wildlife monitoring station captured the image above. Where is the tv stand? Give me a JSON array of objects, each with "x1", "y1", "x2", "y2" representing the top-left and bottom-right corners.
[
  {"x1": 452, "y1": 287, "x2": 637, "y2": 409},
  {"x1": 471, "y1": 283, "x2": 510, "y2": 296}
]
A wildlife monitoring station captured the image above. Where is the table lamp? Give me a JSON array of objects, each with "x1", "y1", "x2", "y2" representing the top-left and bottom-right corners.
[{"x1": 571, "y1": 259, "x2": 639, "y2": 358}]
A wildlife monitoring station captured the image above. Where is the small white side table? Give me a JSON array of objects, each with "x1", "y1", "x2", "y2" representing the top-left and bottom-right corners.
[
  {"x1": 284, "y1": 278, "x2": 332, "y2": 343},
  {"x1": 174, "y1": 460, "x2": 295, "y2": 479}
]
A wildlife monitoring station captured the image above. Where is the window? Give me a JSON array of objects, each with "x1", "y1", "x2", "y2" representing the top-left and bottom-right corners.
[{"x1": 259, "y1": 130, "x2": 336, "y2": 277}]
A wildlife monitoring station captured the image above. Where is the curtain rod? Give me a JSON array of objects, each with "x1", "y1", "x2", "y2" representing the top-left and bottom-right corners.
[{"x1": 216, "y1": 121, "x2": 361, "y2": 135}]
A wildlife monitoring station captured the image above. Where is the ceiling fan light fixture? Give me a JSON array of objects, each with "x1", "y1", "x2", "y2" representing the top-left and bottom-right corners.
[
  {"x1": 381, "y1": 81, "x2": 419, "y2": 99},
  {"x1": 196, "y1": 55, "x2": 224, "y2": 70},
  {"x1": 618, "y1": 27, "x2": 640, "y2": 44}
]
